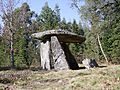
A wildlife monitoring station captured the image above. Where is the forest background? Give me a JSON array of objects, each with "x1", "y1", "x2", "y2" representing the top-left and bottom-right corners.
[{"x1": 0, "y1": 0, "x2": 120, "y2": 68}]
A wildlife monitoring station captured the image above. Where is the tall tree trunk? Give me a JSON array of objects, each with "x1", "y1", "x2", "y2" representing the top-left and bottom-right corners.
[
  {"x1": 10, "y1": 29, "x2": 15, "y2": 69},
  {"x1": 97, "y1": 34, "x2": 108, "y2": 63}
]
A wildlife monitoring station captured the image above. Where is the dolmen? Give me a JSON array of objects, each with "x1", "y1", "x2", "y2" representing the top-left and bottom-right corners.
[{"x1": 32, "y1": 29, "x2": 85, "y2": 70}]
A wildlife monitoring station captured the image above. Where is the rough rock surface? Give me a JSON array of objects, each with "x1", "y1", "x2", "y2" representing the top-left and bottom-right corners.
[
  {"x1": 82, "y1": 58, "x2": 99, "y2": 69},
  {"x1": 51, "y1": 36, "x2": 69, "y2": 70},
  {"x1": 40, "y1": 40, "x2": 51, "y2": 70},
  {"x1": 32, "y1": 29, "x2": 85, "y2": 43}
]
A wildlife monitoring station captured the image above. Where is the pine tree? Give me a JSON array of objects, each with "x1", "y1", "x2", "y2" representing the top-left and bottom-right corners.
[
  {"x1": 37, "y1": 2, "x2": 59, "y2": 30},
  {"x1": 54, "y1": 4, "x2": 61, "y2": 29},
  {"x1": 13, "y1": 3, "x2": 36, "y2": 67},
  {"x1": 61, "y1": 18, "x2": 67, "y2": 30}
]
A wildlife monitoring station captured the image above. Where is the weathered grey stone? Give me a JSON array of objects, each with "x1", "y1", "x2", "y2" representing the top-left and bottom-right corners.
[
  {"x1": 51, "y1": 36, "x2": 69, "y2": 70},
  {"x1": 82, "y1": 58, "x2": 98, "y2": 69},
  {"x1": 40, "y1": 40, "x2": 51, "y2": 70},
  {"x1": 50, "y1": 36, "x2": 79, "y2": 70},
  {"x1": 32, "y1": 29, "x2": 85, "y2": 43}
]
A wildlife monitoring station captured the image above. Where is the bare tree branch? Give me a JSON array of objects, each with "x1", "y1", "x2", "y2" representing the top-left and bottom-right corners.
[{"x1": 70, "y1": 0, "x2": 81, "y2": 12}]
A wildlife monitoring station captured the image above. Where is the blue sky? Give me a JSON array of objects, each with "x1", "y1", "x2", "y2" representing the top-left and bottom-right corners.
[
  {"x1": 27, "y1": 0, "x2": 83, "y2": 23},
  {"x1": 0, "y1": 0, "x2": 85, "y2": 26}
]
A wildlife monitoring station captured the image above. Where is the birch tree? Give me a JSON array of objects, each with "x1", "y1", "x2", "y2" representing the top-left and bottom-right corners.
[{"x1": 0, "y1": 0, "x2": 20, "y2": 68}]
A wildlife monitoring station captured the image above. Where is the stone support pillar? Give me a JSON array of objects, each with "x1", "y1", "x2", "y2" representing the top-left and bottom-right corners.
[
  {"x1": 51, "y1": 36, "x2": 69, "y2": 70},
  {"x1": 40, "y1": 40, "x2": 50, "y2": 70}
]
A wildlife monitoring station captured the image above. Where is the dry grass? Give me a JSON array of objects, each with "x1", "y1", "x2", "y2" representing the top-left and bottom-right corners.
[{"x1": 0, "y1": 64, "x2": 120, "y2": 90}]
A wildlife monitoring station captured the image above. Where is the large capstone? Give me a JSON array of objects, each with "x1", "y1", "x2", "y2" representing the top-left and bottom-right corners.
[{"x1": 32, "y1": 29, "x2": 85, "y2": 43}]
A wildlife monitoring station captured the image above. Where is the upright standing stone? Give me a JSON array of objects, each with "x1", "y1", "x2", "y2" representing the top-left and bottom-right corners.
[
  {"x1": 40, "y1": 40, "x2": 50, "y2": 70},
  {"x1": 51, "y1": 36, "x2": 69, "y2": 70}
]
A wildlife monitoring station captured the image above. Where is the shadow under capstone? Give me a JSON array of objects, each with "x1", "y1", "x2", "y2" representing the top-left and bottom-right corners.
[{"x1": 61, "y1": 43, "x2": 79, "y2": 70}]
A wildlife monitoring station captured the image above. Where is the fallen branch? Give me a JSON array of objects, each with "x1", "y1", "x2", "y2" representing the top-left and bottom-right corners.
[{"x1": 97, "y1": 34, "x2": 108, "y2": 63}]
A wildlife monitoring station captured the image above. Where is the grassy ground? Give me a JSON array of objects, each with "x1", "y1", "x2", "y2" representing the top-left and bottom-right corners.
[{"x1": 0, "y1": 64, "x2": 120, "y2": 90}]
